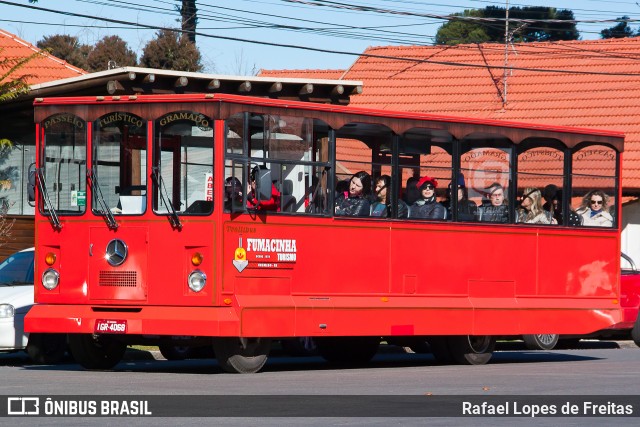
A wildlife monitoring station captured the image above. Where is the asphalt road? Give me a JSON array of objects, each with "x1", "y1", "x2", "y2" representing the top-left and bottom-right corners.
[{"x1": 0, "y1": 340, "x2": 638, "y2": 427}]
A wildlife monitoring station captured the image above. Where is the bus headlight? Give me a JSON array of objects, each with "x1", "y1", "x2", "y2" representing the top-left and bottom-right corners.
[
  {"x1": 42, "y1": 268, "x2": 60, "y2": 290},
  {"x1": 188, "y1": 270, "x2": 206, "y2": 292},
  {"x1": 0, "y1": 304, "x2": 15, "y2": 318}
]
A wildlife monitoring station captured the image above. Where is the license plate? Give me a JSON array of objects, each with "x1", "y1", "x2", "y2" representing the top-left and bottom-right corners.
[{"x1": 94, "y1": 319, "x2": 127, "y2": 334}]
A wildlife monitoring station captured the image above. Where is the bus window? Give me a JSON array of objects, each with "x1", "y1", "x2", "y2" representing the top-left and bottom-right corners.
[
  {"x1": 461, "y1": 137, "x2": 512, "y2": 223},
  {"x1": 40, "y1": 113, "x2": 87, "y2": 215},
  {"x1": 93, "y1": 112, "x2": 147, "y2": 215},
  {"x1": 571, "y1": 144, "x2": 617, "y2": 228},
  {"x1": 400, "y1": 128, "x2": 452, "y2": 221},
  {"x1": 153, "y1": 111, "x2": 214, "y2": 215},
  {"x1": 516, "y1": 144, "x2": 564, "y2": 225},
  {"x1": 335, "y1": 122, "x2": 393, "y2": 218}
]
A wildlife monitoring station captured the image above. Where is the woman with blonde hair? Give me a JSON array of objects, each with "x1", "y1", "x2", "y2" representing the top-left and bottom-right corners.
[{"x1": 517, "y1": 187, "x2": 556, "y2": 224}]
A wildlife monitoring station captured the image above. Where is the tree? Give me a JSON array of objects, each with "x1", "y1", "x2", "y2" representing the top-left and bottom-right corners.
[
  {"x1": 0, "y1": 48, "x2": 41, "y2": 243},
  {"x1": 139, "y1": 29, "x2": 203, "y2": 72},
  {"x1": 436, "y1": 6, "x2": 579, "y2": 45},
  {"x1": 86, "y1": 35, "x2": 137, "y2": 72},
  {"x1": 601, "y1": 16, "x2": 635, "y2": 39},
  {"x1": 36, "y1": 35, "x2": 90, "y2": 70}
]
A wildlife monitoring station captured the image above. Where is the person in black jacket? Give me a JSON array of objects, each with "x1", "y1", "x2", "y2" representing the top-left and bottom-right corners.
[
  {"x1": 408, "y1": 176, "x2": 446, "y2": 220},
  {"x1": 444, "y1": 173, "x2": 477, "y2": 221},
  {"x1": 335, "y1": 171, "x2": 371, "y2": 217},
  {"x1": 478, "y1": 182, "x2": 508, "y2": 223}
]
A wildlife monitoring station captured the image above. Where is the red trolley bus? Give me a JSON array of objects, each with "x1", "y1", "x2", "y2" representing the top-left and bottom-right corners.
[{"x1": 25, "y1": 93, "x2": 624, "y2": 373}]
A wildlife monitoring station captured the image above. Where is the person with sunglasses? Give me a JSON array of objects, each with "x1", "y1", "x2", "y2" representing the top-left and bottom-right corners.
[
  {"x1": 478, "y1": 182, "x2": 509, "y2": 223},
  {"x1": 408, "y1": 176, "x2": 446, "y2": 220},
  {"x1": 576, "y1": 190, "x2": 613, "y2": 227}
]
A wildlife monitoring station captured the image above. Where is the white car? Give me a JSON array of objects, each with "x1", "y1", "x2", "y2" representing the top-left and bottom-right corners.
[{"x1": 0, "y1": 248, "x2": 67, "y2": 363}]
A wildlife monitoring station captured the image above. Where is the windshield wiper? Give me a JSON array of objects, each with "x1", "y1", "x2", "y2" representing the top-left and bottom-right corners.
[
  {"x1": 151, "y1": 166, "x2": 182, "y2": 230},
  {"x1": 87, "y1": 167, "x2": 118, "y2": 229},
  {"x1": 35, "y1": 168, "x2": 62, "y2": 229}
]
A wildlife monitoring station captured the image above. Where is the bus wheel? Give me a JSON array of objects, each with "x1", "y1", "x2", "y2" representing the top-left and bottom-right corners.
[
  {"x1": 68, "y1": 334, "x2": 126, "y2": 370},
  {"x1": 522, "y1": 334, "x2": 559, "y2": 350},
  {"x1": 213, "y1": 337, "x2": 271, "y2": 373},
  {"x1": 428, "y1": 337, "x2": 455, "y2": 364},
  {"x1": 158, "y1": 345, "x2": 192, "y2": 361},
  {"x1": 447, "y1": 335, "x2": 495, "y2": 365},
  {"x1": 316, "y1": 337, "x2": 380, "y2": 365},
  {"x1": 631, "y1": 316, "x2": 640, "y2": 348},
  {"x1": 26, "y1": 333, "x2": 68, "y2": 364}
]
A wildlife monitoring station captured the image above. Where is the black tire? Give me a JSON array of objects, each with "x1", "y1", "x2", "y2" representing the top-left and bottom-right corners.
[
  {"x1": 448, "y1": 335, "x2": 496, "y2": 365},
  {"x1": 159, "y1": 345, "x2": 192, "y2": 361},
  {"x1": 427, "y1": 337, "x2": 455, "y2": 364},
  {"x1": 522, "y1": 334, "x2": 559, "y2": 350},
  {"x1": 68, "y1": 334, "x2": 126, "y2": 370},
  {"x1": 26, "y1": 333, "x2": 68, "y2": 364},
  {"x1": 281, "y1": 337, "x2": 318, "y2": 357},
  {"x1": 213, "y1": 337, "x2": 271, "y2": 373},
  {"x1": 631, "y1": 316, "x2": 640, "y2": 348},
  {"x1": 315, "y1": 336, "x2": 380, "y2": 365}
]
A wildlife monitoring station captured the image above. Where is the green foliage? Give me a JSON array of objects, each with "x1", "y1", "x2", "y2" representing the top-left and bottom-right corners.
[
  {"x1": 601, "y1": 17, "x2": 636, "y2": 39},
  {"x1": 36, "y1": 34, "x2": 90, "y2": 70},
  {"x1": 86, "y1": 35, "x2": 137, "y2": 72},
  {"x1": 139, "y1": 29, "x2": 203, "y2": 72},
  {"x1": 436, "y1": 6, "x2": 579, "y2": 45}
]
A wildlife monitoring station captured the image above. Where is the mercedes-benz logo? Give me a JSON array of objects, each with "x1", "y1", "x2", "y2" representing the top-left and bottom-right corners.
[{"x1": 105, "y1": 239, "x2": 128, "y2": 266}]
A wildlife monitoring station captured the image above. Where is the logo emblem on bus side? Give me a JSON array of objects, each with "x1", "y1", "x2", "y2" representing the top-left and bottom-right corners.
[
  {"x1": 233, "y1": 235, "x2": 248, "y2": 272},
  {"x1": 106, "y1": 239, "x2": 128, "y2": 266}
]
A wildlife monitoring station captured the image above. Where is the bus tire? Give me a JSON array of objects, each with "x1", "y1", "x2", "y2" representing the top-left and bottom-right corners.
[
  {"x1": 428, "y1": 337, "x2": 455, "y2": 364},
  {"x1": 213, "y1": 337, "x2": 271, "y2": 373},
  {"x1": 68, "y1": 334, "x2": 126, "y2": 370},
  {"x1": 158, "y1": 345, "x2": 192, "y2": 361},
  {"x1": 26, "y1": 333, "x2": 68, "y2": 364},
  {"x1": 522, "y1": 334, "x2": 559, "y2": 350},
  {"x1": 631, "y1": 316, "x2": 640, "y2": 348},
  {"x1": 316, "y1": 337, "x2": 380, "y2": 365},
  {"x1": 448, "y1": 335, "x2": 495, "y2": 365}
]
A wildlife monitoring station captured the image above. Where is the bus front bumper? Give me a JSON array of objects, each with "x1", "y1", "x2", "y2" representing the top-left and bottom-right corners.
[{"x1": 24, "y1": 304, "x2": 241, "y2": 337}]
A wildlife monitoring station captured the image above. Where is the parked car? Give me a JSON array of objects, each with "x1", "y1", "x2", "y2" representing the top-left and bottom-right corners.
[
  {"x1": 520, "y1": 252, "x2": 640, "y2": 350},
  {"x1": 0, "y1": 248, "x2": 68, "y2": 363}
]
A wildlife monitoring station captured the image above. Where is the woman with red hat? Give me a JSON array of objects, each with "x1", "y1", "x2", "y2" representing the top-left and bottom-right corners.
[{"x1": 408, "y1": 176, "x2": 446, "y2": 220}]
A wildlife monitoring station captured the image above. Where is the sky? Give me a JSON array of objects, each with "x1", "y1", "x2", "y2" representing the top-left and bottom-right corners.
[{"x1": 1, "y1": 0, "x2": 639, "y2": 75}]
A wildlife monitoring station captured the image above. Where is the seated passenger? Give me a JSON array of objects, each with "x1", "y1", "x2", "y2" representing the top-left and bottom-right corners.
[
  {"x1": 478, "y1": 182, "x2": 508, "y2": 223},
  {"x1": 445, "y1": 173, "x2": 477, "y2": 221},
  {"x1": 247, "y1": 166, "x2": 280, "y2": 211},
  {"x1": 335, "y1": 171, "x2": 371, "y2": 217},
  {"x1": 402, "y1": 176, "x2": 420, "y2": 206},
  {"x1": 408, "y1": 176, "x2": 446, "y2": 220},
  {"x1": 576, "y1": 190, "x2": 613, "y2": 227},
  {"x1": 542, "y1": 185, "x2": 581, "y2": 226},
  {"x1": 370, "y1": 175, "x2": 408, "y2": 218},
  {"x1": 516, "y1": 187, "x2": 556, "y2": 224}
]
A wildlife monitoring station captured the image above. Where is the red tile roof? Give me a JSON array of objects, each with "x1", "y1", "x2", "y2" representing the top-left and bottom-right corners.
[
  {"x1": 261, "y1": 37, "x2": 640, "y2": 190},
  {"x1": 258, "y1": 68, "x2": 346, "y2": 80},
  {"x1": 0, "y1": 29, "x2": 85, "y2": 84}
]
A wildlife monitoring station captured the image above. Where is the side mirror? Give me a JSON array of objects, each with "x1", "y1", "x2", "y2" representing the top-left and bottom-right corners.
[
  {"x1": 27, "y1": 163, "x2": 36, "y2": 205},
  {"x1": 255, "y1": 167, "x2": 272, "y2": 201}
]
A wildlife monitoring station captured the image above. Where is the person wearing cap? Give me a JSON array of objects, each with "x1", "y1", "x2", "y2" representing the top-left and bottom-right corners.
[
  {"x1": 224, "y1": 176, "x2": 243, "y2": 211},
  {"x1": 478, "y1": 182, "x2": 508, "y2": 223},
  {"x1": 576, "y1": 190, "x2": 613, "y2": 227},
  {"x1": 516, "y1": 187, "x2": 556, "y2": 224},
  {"x1": 335, "y1": 170, "x2": 372, "y2": 217},
  {"x1": 408, "y1": 176, "x2": 446, "y2": 220},
  {"x1": 444, "y1": 173, "x2": 477, "y2": 221}
]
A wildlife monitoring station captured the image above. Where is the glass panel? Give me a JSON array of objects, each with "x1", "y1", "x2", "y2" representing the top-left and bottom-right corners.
[
  {"x1": 94, "y1": 112, "x2": 147, "y2": 215},
  {"x1": 461, "y1": 146, "x2": 511, "y2": 223},
  {"x1": 572, "y1": 145, "x2": 617, "y2": 228},
  {"x1": 399, "y1": 129, "x2": 452, "y2": 221},
  {"x1": 516, "y1": 146, "x2": 563, "y2": 225},
  {"x1": 41, "y1": 114, "x2": 87, "y2": 214},
  {"x1": 335, "y1": 123, "x2": 393, "y2": 218},
  {"x1": 154, "y1": 111, "x2": 214, "y2": 215}
]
